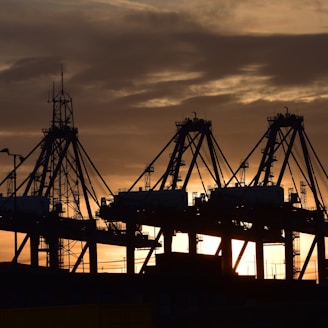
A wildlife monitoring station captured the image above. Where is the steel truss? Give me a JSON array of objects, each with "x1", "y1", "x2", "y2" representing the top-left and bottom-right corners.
[{"x1": 0, "y1": 72, "x2": 159, "y2": 272}]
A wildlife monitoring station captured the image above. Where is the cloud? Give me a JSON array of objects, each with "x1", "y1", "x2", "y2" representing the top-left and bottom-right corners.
[{"x1": 0, "y1": 1, "x2": 328, "y2": 187}]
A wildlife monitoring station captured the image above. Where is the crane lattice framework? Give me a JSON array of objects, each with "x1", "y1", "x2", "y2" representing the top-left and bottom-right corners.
[
  {"x1": 100, "y1": 110, "x2": 328, "y2": 283},
  {"x1": 224, "y1": 110, "x2": 328, "y2": 283},
  {"x1": 0, "y1": 72, "x2": 159, "y2": 273},
  {"x1": 99, "y1": 115, "x2": 238, "y2": 274}
]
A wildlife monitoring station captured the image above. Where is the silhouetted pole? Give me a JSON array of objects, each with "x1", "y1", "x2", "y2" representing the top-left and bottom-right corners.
[
  {"x1": 0, "y1": 148, "x2": 24, "y2": 264},
  {"x1": 13, "y1": 153, "x2": 18, "y2": 263}
]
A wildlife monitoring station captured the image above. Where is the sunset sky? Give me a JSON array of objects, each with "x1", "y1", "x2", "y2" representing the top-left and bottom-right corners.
[{"x1": 0, "y1": 0, "x2": 328, "y2": 276}]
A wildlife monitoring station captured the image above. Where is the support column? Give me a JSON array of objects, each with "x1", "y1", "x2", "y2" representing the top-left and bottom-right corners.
[
  {"x1": 221, "y1": 220, "x2": 233, "y2": 276},
  {"x1": 30, "y1": 234, "x2": 39, "y2": 267},
  {"x1": 284, "y1": 229, "x2": 294, "y2": 280},
  {"x1": 88, "y1": 219, "x2": 98, "y2": 274},
  {"x1": 163, "y1": 228, "x2": 174, "y2": 254},
  {"x1": 256, "y1": 240, "x2": 264, "y2": 279},
  {"x1": 126, "y1": 218, "x2": 135, "y2": 274},
  {"x1": 221, "y1": 235, "x2": 233, "y2": 275},
  {"x1": 47, "y1": 235, "x2": 60, "y2": 270},
  {"x1": 88, "y1": 242, "x2": 98, "y2": 274},
  {"x1": 317, "y1": 233, "x2": 326, "y2": 284},
  {"x1": 188, "y1": 232, "x2": 197, "y2": 255}
]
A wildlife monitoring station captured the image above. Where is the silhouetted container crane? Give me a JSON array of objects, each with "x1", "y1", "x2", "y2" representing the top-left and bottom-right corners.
[
  {"x1": 0, "y1": 71, "x2": 159, "y2": 272},
  {"x1": 219, "y1": 110, "x2": 328, "y2": 283},
  {"x1": 99, "y1": 114, "x2": 237, "y2": 274}
]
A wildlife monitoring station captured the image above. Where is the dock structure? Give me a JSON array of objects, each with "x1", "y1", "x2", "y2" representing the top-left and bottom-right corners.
[{"x1": 0, "y1": 74, "x2": 328, "y2": 286}]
